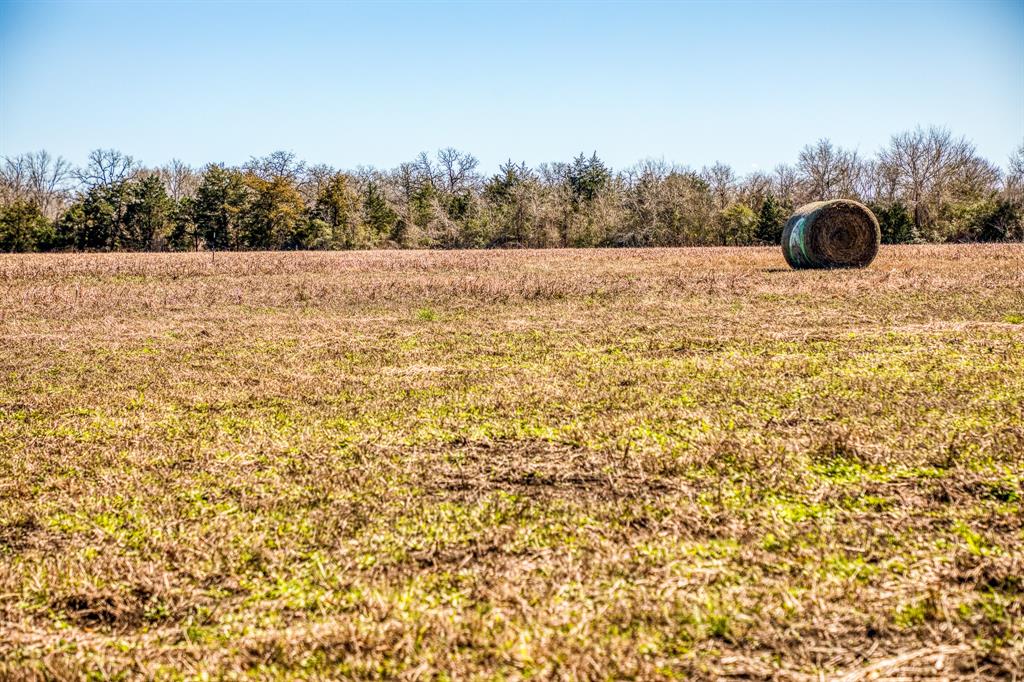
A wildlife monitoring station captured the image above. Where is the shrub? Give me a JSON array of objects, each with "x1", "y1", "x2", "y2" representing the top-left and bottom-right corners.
[
  {"x1": 873, "y1": 202, "x2": 917, "y2": 244},
  {"x1": 0, "y1": 201, "x2": 53, "y2": 252}
]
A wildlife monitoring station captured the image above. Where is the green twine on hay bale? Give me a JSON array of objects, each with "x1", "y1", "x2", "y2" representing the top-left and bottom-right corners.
[{"x1": 781, "y1": 199, "x2": 881, "y2": 270}]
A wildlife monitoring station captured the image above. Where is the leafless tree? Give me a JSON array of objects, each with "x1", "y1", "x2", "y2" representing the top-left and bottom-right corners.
[
  {"x1": 411, "y1": 152, "x2": 439, "y2": 189},
  {"x1": 852, "y1": 158, "x2": 879, "y2": 201},
  {"x1": 797, "y1": 139, "x2": 862, "y2": 201},
  {"x1": 28, "y1": 151, "x2": 72, "y2": 215},
  {"x1": 157, "y1": 159, "x2": 199, "y2": 203},
  {"x1": 620, "y1": 159, "x2": 669, "y2": 241},
  {"x1": 436, "y1": 148, "x2": 480, "y2": 193},
  {"x1": 876, "y1": 126, "x2": 986, "y2": 235},
  {"x1": 245, "y1": 151, "x2": 305, "y2": 181},
  {"x1": 772, "y1": 164, "x2": 800, "y2": 207},
  {"x1": 76, "y1": 149, "x2": 137, "y2": 189},
  {"x1": 951, "y1": 155, "x2": 1001, "y2": 201},
  {"x1": 701, "y1": 162, "x2": 736, "y2": 210},
  {"x1": 1, "y1": 151, "x2": 73, "y2": 217},
  {"x1": 302, "y1": 163, "x2": 336, "y2": 204},
  {"x1": 618, "y1": 161, "x2": 725, "y2": 246},
  {"x1": 0, "y1": 155, "x2": 28, "y2": 205},
  {"x1": 859, "y1": 158, "x2": 896, "y2": 205},
  {"x1": 1006, "y1": 142, "x2": 1024, "y2": 207},
  {"x1": 738, "y1": 170, "x2": 773, "y2": 207},
  {"x1": 388, "y1": 162, "x2": 420, "y2": 210}
]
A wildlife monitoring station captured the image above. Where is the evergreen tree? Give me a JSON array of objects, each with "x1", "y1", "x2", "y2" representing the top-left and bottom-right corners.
[
  {"x1": 409, "y1": 182, "x2": 440, "y2": 238},
  {"x1": 168, "y1": 197, "x2": 199, "y2": 251},
  {"x1": 567, "y1": 152, "x2": 610, "y2": 206},
  {"x1": 484, "y1": 161, "x2": 537, "y2": 246},
  {"x1": 755, "y1": 192, "x2": 786, "y2": 244},
  {"x1": 60, "y1": 181, "x2": 132, "y2": 250},
  {"x1": 311, "y1": 173, "x2": 364, "y2": 248},
  {"x1": 124, "y1": 175, "x2": 172, "y2": 249},
  {"x1": 192, "y1": 165, "x2": 248, "y2": 250},
  {"x1": 0, "y1": 201, "x2": 52, "y2": 252},
  {"x1": 875, "y1": 202, "x2": 916, "y2": 244},
  {"x1": 976, "y1": 201, "x2": 1022, "y2": 242},
  {"x1": 362, "y1": 180, "x2": 398, "y2": 243},
  {"x1": 52, "y1": 201, "x2": 86, "y2": 250}
]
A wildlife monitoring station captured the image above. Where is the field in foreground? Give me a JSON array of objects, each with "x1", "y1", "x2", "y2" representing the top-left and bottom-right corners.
[{"x1": 0, "y1": 245, "x2": 1022, "y2": 680}]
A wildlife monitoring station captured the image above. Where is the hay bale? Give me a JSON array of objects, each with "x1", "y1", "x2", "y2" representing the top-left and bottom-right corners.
[{"x1": 781, "y1": 199, "x2": 880, "y2": 269}]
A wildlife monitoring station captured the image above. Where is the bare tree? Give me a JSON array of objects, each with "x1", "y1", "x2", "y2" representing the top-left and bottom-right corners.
[
  {"x1": 76, "y1": 149, "x2": 137, "y2": 189},
  {"x1": 738, "y1": 170, "x2": 773, "y2": 207},
  {"x1": 797, "y1": 139, "x2": 862, "y2": 201},
  {"x1": 951, "y1": 155, "x2": 1001, "y2": 201},
  {"x1": 388, "y1": 162, "x2": 419, "y2": 207},
  {"x1": 772, "y1": 164, "x2": 799, "y2": 207},
  {"x1": 157, "y1": 159, "x2": 199, "y2": 203},
  {"x1": 436, "y1": 148, "x2": 480, "y2": 193},
  {"x1": 617, "y1": 161, "x2": 723, "y2": 246},
  {"x1": 877, "y1": 126, "x2": 981, "y2": 235},
  {"x1": 1, "y1": 151, "x2": 73, "y2": 217},
  {"x1": 245, "y1": 151, "x2": 305, "y2": 181},
  {"x1": 1006, "y1": 142, "x2": 1024, "y2": 207},
  {"x1": 860, "y1": 158, "x2": 897, "y2": 205},
  {"x1": 412, "y1": 152, "x2": 439, "y2": 189},
  {"x1": 0, "y1": 155, "x2": 29, "y2": 205},
  {"x1": 854, "y1": 159, "x2": 881, "y2": 202},
  {"x1": 701, "y1": 162, "x2": 736, "y2": 210},
  {"x1": 300, "y1": 163, "x2": 337, "y2": 204},
  {"x1": 620, "y1": 159, "x2": 669, "y2": 243},
  {"x1": 535, "y1": 161, "x2": 569, "y2": 187},
  {"x1": 27, "y1": 151, "x2": 72, "y2": 216}
]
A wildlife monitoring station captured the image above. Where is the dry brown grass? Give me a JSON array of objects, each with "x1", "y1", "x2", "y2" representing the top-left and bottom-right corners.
[{"x1": 1, "y1": 245, "x2": 1022, "y2": 680}]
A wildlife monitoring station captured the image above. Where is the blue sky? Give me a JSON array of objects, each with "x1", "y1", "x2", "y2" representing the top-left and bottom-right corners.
[{"x1": 1, "y1": 0, "x2": 1022, "y2": 174}]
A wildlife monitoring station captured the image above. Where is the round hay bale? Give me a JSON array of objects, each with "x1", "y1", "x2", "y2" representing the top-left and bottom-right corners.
[{"x1": 781, "y1": 199, "x2": 880, "y2": 269}]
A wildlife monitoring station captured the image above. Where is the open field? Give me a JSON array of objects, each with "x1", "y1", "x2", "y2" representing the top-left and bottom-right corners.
[{"x1": 0, "y1": 245, "x2": 1022, "y2": 680}]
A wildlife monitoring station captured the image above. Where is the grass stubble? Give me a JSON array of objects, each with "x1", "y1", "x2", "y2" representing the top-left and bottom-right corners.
[{"x1": 0, "y1": 245, "x2": 1022, "y2": 680}]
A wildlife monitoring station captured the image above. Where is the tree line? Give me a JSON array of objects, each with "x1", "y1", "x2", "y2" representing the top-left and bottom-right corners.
[{"x1": 2, "y1": 127, "x2": 1022, "y2": 253}]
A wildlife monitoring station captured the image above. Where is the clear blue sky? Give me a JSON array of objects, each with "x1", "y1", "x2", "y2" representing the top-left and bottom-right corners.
[{"x1": 1, "y1": 0, "x2": 1022, "y2": 174}]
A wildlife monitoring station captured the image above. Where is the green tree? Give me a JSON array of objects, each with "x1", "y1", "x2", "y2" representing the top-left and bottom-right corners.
[
  {"x1": 561, "y1": 153, "x2": 614, "y2": 246},
  {"x1": 52, "y1": 201, "x2": 85, "y2": 250},
  {"x1": 362, "y1": 180, "x2": 399, "y2": 244},
  {"x1": 977, "y1": 201, "x2": 1023, "y2": 242},
  {"x1": 567, "y1": 152, "x2": 611, "y2": 206},
  {"x1": 874, "y1": 202, "x2": 916, "y2": 244},
  {"x1": 124, "y1": 175, "x2": 172, "y2": 249},
  {"x1": 484, "y1": 161, "x2": 538, "y2": 246},
  {"x1": 168, "y1": 197, "x2": 199, "y2": 251},
  {"x1": 755, "y1": 192, "x2": 786, "y2": 244},
  {"x1": 59, "y1": 182, "x2": 132, "y2": 250},
  {"x1": 718, "y1": 203, "x2": 757, "y2": 245},
  {"x1": 55, "y1": 148, "x2": 136, "y2": 250},
  {"x1": 0, "y1": 200, "x2": 52, "y2": 252},
  {"x1": 943, "y1": 199, "x2": 1023, "y2": 243},
  {"x1": 193, "y1": 165, "x2": 248, "y2": 250},
  {"x1": 310, "y1": 172, "x2": 365, "y2": 248},
  {"x1": 406, "y1": 181, "x2": 442, "y2": 244},
  {"x1": 243, "y1": 174, "x2": 305, "y2": 249}
]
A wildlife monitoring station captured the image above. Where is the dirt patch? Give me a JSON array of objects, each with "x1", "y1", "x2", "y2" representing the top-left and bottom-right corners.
[{"x1": 55, "y1": 585, "x2": 169, "y2": 631}]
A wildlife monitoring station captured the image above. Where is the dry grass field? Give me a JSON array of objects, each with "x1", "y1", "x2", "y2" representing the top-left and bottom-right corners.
[{"x1": 0, "y1": 245, "x2": 1022, "y2": 680}]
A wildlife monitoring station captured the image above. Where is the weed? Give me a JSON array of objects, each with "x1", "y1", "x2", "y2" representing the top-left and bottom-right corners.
[{"x1": 0, "y1": 245, "x2": 1022, "y2": 678}]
